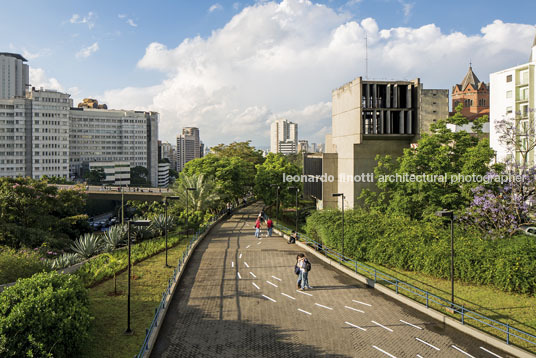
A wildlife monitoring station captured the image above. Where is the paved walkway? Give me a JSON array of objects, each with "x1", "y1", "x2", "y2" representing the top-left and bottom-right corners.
[{"x1": 151, "y1": 204, "x2": 513, "y2": 357}]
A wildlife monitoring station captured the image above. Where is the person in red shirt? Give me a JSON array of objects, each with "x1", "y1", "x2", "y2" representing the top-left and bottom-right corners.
[
  {"x1": 266, "y1": 218, "x2": 273, "y2": 237},
  {"x1": 255, "y1": 218, "x2": 261, "y2": 238}
]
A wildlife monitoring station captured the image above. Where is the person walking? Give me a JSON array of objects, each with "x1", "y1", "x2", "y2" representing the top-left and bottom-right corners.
[
  {"x1": 302, "y1": 254, "x2": 312, "y2": 289},
  {"x1": 266, "y1": 218, "x2": 273, "y2": 237},
  {"x1": 255, "y1": 217, "x2": 261, "y2": 238},
  {"x1": 295, "y1": 254, "x2": 304, "y2": 289}
]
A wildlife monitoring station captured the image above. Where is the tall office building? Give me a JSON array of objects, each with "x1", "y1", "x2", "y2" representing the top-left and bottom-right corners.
[
  {"x1": 0, "y1": 53, "x2": 29, "y2": 99},
  {"x1": 270, "y1": 119, "x2": 298, "y2": 154},
  {"x1": 490, "y1": 34, "x2": 536, "y2": 165},
  {"x1": 176, "y1": 127, "x2": 203, "y2": 172},
  {"x1": 0, "y1": 96, "x2": 32, "y2": 178}
]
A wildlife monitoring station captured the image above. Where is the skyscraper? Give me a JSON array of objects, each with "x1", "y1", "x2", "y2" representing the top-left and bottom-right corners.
[
  {"x1": 0, "y1": 53, "x2": 29, "y2": 99},
  {"x1": 176, "y1": 127, "x2": 203, "y2": 172},
  {"x1": 270, "y1": 119, "x2": 298, "y2": 154}
]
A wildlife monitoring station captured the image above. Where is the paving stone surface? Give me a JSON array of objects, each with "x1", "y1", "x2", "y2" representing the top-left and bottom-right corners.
[{"x1": 151, "y1": 204, "x2": 514, "y2": 358}]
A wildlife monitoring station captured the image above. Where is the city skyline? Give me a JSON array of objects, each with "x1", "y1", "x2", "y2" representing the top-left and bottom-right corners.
[{"x1": 1, "y1": 0, "x2": 536, "y2": 147}]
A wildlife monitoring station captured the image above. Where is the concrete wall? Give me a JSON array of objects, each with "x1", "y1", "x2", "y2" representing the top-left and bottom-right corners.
[
  {"x1": 320, "y1": 152, "x2": 338, "y2": 209},
  {"x1": 419, "y1": 88, "x2": 449, "y2": 135}
]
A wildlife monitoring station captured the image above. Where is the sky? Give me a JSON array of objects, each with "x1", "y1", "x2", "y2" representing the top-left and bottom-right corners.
[{"x1": 1, "y1": 0, "x2": 536, "y2": 148}]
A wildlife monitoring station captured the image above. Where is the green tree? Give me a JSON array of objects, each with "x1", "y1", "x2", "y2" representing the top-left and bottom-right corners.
[
  {"x1": 210, "y1": 141, "x2": 264, "y2": 167},
  {"x1": 130, "y1": 166, "x2": 151, "y2": 186},
  {"x1": 85, "y1": 168, "x2": 105, "y2": 185},
  {"x1": 254, "y1": 153, "x2": 302, "y2": 207}
]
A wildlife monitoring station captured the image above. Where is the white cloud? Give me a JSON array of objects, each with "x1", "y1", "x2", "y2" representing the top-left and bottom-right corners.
[
  {"x1": 97, "y1": 0, "x2": 536, "y2": 147},
  {"x1": 118, "y1": 14, "x2": 137, "y2": 27},
  {"x1": 233, "y1": 2, "x2": 241, "y2": 10},
  {"x1": 398, "y1": 0, "x2": 414, "y2": 21},
  {"x1": 209, "y1": 3, "x2": 223, "y2": 13},
  {"x1": 30, "y1": 68, "x2": 64, "y2": 92},
  {"x1": 76, "y1": 42, "x2": 99, "y2": 59},
  {"x1": 69, "y1": 11, "x2": 96, "y2": 29}
]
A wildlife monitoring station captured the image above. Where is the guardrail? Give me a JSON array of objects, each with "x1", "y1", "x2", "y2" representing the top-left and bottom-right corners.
[
  {"x1": 275, "y1": 223, "x2": 536, "y2": 353},
  {"x1": 135, "y1": 215, "x2": 219, "y2": 358}
]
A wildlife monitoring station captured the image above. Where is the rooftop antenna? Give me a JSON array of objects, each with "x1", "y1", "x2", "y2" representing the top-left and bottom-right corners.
[{"x1": 365, "y1": 32, "x2": 368, "y2": 79}]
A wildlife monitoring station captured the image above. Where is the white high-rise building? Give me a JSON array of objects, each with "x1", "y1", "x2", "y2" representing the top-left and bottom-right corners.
[
  {"x1": 270, "y1": 119, "x2": 298, "y2": 154},
  {"x1": 0, "y1": 97, "x2": 32, "y2": 178},
  {"x1": 176, "y1": 127, "x2": 203, "y2": 172},
  {"x1": 0, "y1": 53, "x2": 29, "y2": 99},
  {"x1": 490, "y1": 35, "x2": 536, "y2": 165}
]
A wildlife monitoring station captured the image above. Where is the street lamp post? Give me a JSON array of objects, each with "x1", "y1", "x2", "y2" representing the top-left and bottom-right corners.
[
  {"x1": 125, "y1": 219, "x2": 151, "y2": 335},
  {"x1": 289, "y1": 186, "x2": 300, "y2": 233},
  {"x1": 332, "y1": 193, "x2": 345, "y2": 258},
  {"x1": 164, "y1": 196, "x2": 180, "y2": 267},
  {"x1": 270, "y1": 184, "x2": 280, "y2": 221},
  {"x1": 436, "y1": 209, "x2": 455, "y2": 306},
  {"x1": 186, "y1": 187, "x2": 196, "y2": 238}
]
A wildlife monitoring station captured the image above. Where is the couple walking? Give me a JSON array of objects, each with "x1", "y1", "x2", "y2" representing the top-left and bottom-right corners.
[
  {"x1": 295, "y1": 253, "x2": 312, "y2": 290},
  {"x1": 255, "y1": 213, "x2": 273, "y2": 238}
]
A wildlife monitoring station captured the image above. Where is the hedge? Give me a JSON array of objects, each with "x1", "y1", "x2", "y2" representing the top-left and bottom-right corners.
[
  {"x1": 305, "y1": 209, "x2": 536, "y2": 294},
  {"x1": 0, "y1": 271, "x2": 92, "y2": 357}
]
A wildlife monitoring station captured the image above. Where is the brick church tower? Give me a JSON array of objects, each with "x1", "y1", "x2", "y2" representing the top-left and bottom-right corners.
[{"x1": 452, "y1": 65, "x2": 489, "y2": 120}]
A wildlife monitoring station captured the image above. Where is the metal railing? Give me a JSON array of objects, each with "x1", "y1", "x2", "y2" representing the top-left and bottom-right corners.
[
  {"x1": 275, "y1": 223, "x2": 536, "y2": 352},
  {"x1": 135, "y1": 216, "x2": 218, "y2": 358}
]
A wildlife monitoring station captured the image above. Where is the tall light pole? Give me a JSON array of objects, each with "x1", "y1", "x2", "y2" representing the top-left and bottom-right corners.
[
  {"x1": 436, "y1": 209, "x2": 455, "y2": 306},
  {"x1": 332, "y1": 193, "x2": 345, "y2": 258},
  {"x1": 164, "y1": 196, "x2": 180, "y2": 267},
  {"x1": 125, "y1": 219, "x2": 151, "y2": 335},
  {"x1": 186, "y1": 187, "x2": 196, "y2": 238},
  {"x1": 289, "y1": 186, "x2": 299, "y2": 233},
  {"x1": 270, "y1": 184, "x2": 280, "y2": 221}
]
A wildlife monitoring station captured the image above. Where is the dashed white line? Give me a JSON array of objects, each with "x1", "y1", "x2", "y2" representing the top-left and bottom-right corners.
[
  {"x1": 237, "y1": 272, "x2": 242, "y2": 279},
  {"x1": 296, "y1": 290, "x2": 313, "y2": 296},
  {"x1": 401, "y1": 320, "x2": 423, "y2": 330},
  {"x1": 315, "y1": 303, "x2": 333, "y2": 310},
  {"x1": 372, "y1": 345, "x2": 397, "y2": 358},
  {"x1": 345, "y1": 321, "x2": 366, "y2": 331},
  {"x1": 257, "y1": 242, "x2": 261, "y2": 245},
  {"x1": 451, "y1": 345, "x2": 476, "y2": 358},
  {"x1": 416, "y1": 355, "x2": 424, "y2": 358},
  {"x1": 266, "y1": 280, "x2": 278, "y2": 288},
  {"x1": 252, "y1": 282, "x2": 260, "y2": 290},
  {"x1": 262, "y1": 294, "x2": 276, "y2": 302},
  {"x1": 239, "y1": 253, "x2": 243, "y2": 259},
  {"x1": 231, "y1": 261, "x2": 234, "y2": 267},
  {"x1": 249, "y1": 272, "x2": 257, "y2": 278},
  {"x1": 271, "y1": 275, "x2": 282, "y2": 281},
  {"x1": 244, "y1": 262, "x2": 249, "y2": 268},
  {"x1": 352, "y1": 299, "x2": 372, "y2": 307},
  {"x1": 298, "y1": 308, "x2": 312, "y2": 315},
  {"x1": 371, "y1": 320, "x2": 393, "y2": 332},
  {"x1": 479, "y1": 347, "x2": 503, "y2": 358},
  {"x1": 344, "y1": 306, "x2": 365, "y2": 313},
  {"x1": 415, "y1": 338, "x2": 440, "y2": 351},
  {"x1": 281, "y1": 292, "x2": 296, "y2": 300},
  {"x1": 246, "y1": 245, "x2": 251, "y2": 249}
]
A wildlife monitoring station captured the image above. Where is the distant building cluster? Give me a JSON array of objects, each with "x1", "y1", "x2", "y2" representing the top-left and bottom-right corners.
[{"x1": 270, "y1": 119, "x2": 323, "y2": 155}]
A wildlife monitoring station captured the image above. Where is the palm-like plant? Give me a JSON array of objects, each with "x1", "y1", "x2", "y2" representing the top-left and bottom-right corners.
[
  {"x1": 150, "y1": 214, "x2": 176, "y2": 236},
  {"x1": 71, "y1": 233, "x2": 102, "y2": 259},
  {"x1": 171, "y1": 173, "x2": 221, "y2": 214},
  {"x1": 102, "y1": 224, "x2": 127, "y2": 252},
  {"x1": 51, "y1": 253, "x2": 81, "y2": 269},
  {"x1": 130, "y1": 224, "x2": 156, "y2": 242}
]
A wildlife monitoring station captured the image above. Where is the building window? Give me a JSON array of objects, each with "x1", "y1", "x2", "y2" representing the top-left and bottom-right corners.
[
  {"x1": 520, "y1": 70, "x2": 529, "y2": 85},
  {"x1": 506, "y1": 106, "x2": 513, "y2": 115},
  {"x1": 506, "y1": 90, "x2": 513, "y2": 99},
  {"x1": 506, "y1": 74, "x2": 512, "y2": 82}
]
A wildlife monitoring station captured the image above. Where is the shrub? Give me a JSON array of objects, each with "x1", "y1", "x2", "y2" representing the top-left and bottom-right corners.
[
  {"x1": 50, "y1": 252, "x2": 82, "y2": 269},
  {"x1": 0, "y1": 271, "x2": 92, "y2": 357},
  {"x1": 0, "y1": 246, "x2": 51, "y2": 284},
  {"x1": 102, "y1": 224, "x2": 127, "y2": 252},
  {"x1": 71, "y1": 233, "x2": 102, "y2": 259}
]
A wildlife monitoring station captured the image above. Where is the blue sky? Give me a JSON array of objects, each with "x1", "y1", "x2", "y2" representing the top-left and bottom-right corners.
[{"x1": 1, "y1": 0, "x2": 535, "y2": 146}]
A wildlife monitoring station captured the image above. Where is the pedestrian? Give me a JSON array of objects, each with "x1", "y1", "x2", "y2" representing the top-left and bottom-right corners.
[
  {"x1": 295, "y1": 254, "x2": 302, "y2": 289},
  {"x1": 288, "y1": 231, "x2": 297, "y2": 244},
  {"x1": 302, "y1": 254, "x2": 312, "y2": 289},
  {"x1": 255, "y1": 217, "x2": 261, "y2": 238},
  {"x1": 266, "y1": 217, "x2": 273, "y2": 237}
]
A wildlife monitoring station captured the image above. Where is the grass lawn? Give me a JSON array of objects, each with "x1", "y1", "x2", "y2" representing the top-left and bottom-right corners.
[{"x1": 81, "y1": 234, "x2": 189, "y2": 358}]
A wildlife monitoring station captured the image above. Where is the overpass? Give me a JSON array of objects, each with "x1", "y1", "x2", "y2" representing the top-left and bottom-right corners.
[{"x1": 51, "y1": 184, "x2": 172, "y2": 202}]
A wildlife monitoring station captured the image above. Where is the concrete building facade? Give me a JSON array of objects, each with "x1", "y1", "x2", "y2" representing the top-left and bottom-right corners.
[
  {"x1": 490, "y1": 36, "x2": 536, "y2": 165},
  {"x1": 158, "y1": 162, "x2": 170, "y2": 187},
  {"x1": 270, "y1": 119, "x2": 298, "y2": 154},
  {"x1": 305, "y1": 77, "x2": 448, "y2": 209},
  {"x1": 89, "y1": 161, "x2": 130, "y2": 186},
  {"x1": 176, "y1": 127, "x2": 203, "y2": 172},
  {"x1": 0, "y1": 53, "x2": 29, "y2": 99}
]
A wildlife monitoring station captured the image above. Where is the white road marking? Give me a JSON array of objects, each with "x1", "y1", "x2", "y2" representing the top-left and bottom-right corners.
[
  {"x1": 266, "y1": 280, "x2": 278, "y2": 287},
  {"x1": 246, "y1": 245, "x2": 251, "y2": 249},
  {"x1": 262, "y1": 294, "x2": 276, "y2": 302},
  {"x1": 252, "y1": 282, "x2": 260, "y2": 290},
  {"x1": 298, "y1": 308, "x2": 312, "y2": 315},
  {"x1": 352, "y1": 299, "x2": 371, "y2": 307},
  {"x1": 249, "y1": 272, "x2": 257, "y2": 278},
  {"x1": 371, "y1": 320, "x2": 393, "y2": 332},
  {"x1": 296, "y1": 290, "x2": 313, "y2": 296},
  {"x1": 401, "y1": 320, "x2": 423, "y2": 330},
  {"x1": 239, "y1": 253, "x2": 242, "y2": 259},
  {"x1": 281, "y1": 292, "x2": 296, "y2": 300},
  {"x1": 416, "y1": 355, "x2": 424, "y2": 358},
  {"x1": 415, "y1": 338, "x2": 440, "y2": 351},
  {"x1": 451, "y1": 345, "x2": 476, "y2": 358},
  {"x1": 231, "y1": 261, "x2": 234, "y2": 267},
  {"x1": 244, "y1": 262, "x2": 249, "y2": 268},
  {"x1": 372, "y1": 345, "x2": 397, "y2": 358},
  {"x1": 257, "y1": 242, "x2": 261, "y2": 245},
  {"x1": 271, "y1": 275, "x2": 282, "y2": 281},
  {"x1": 344, "y1": 321, "x2": 366, "y2": 331},
  {"x1": 315, "y1": 303, "x2": 333, "y2": 310},
  {"x1": 344, "y1": 306, "x2": 365, "y2": 313},
  {"x1": 237, "y1": 272, "x2": 241, "y2": 279},
  {"x1": 479, "y1": 347, "x2": 503, "y2": 358}
]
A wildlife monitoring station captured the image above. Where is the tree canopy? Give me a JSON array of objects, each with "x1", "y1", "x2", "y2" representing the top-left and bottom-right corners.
[{"x1": 254, "y1": 153, "x2": 302, "y2": 207}]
